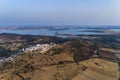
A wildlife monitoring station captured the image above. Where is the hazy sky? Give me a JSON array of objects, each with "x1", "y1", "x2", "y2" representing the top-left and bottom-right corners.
[{"x1": 0, "y1": 0, "x2": 120, "y2": 26}]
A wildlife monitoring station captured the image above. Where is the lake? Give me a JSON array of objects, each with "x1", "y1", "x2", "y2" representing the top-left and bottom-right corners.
[{"x1": 0, "y1": 26, "x2": 120, "y2": 36}]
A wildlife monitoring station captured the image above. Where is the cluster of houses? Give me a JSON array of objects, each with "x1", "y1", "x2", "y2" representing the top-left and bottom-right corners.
[
  {"x1": 0, "y1": 43, "x2": 56, "y2": 64},
  {"x1": 23, "y1": 43, "x2": 56, "y2": 53},
  {"x1": 0, "y1": 54, "x2": 17, "y2": 64},
  {"x1": 0, "y1": 57, "x2": 13, "y2": 64}
]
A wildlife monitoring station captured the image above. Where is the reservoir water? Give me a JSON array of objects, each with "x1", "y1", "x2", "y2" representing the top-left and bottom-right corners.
[{"x1": 0, "y1": 27, "x2": 120, "y2": 36}]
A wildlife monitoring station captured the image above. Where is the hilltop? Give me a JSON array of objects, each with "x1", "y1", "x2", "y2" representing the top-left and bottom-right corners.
[{"x1": 0, "y1": 33, "x2": 69, "y2": 58}]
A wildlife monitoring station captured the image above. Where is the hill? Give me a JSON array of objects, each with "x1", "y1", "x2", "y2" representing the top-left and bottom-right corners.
[{"x1": 0, "y1": 38, "x2": 119, "y2": 80}]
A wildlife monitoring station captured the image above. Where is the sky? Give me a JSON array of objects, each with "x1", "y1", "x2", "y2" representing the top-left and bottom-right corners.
[{"x1": 0, "y1": 0, "x2": 120, "y2": 26}]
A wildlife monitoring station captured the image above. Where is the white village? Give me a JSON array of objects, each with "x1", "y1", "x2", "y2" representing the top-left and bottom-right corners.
[{"x1": 0, "y1": 43, "x2": 56, "y2": 64}]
